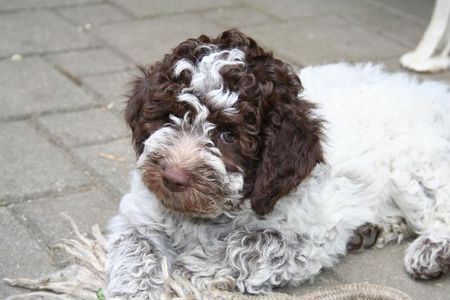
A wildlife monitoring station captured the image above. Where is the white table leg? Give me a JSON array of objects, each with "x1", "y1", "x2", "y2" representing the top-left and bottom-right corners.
[{"x1": 400, "y1": 0, "x2": 450, "y2": 73}]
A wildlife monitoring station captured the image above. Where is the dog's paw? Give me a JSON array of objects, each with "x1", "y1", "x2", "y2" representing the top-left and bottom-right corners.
[
  {"x1": 376, "y1": 216, "x2": 413, "y2": 248},
  {"x1": 404, "y1": 234, "x2": 450, "y2": 279},
  {"x1": 346, "y1": 223, "x2": 380, "y2": 252}
]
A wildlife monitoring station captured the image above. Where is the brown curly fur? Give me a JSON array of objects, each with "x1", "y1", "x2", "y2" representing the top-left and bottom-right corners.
[{"x1": 125, "y1": 29, "x2": 324, "y2": 215}]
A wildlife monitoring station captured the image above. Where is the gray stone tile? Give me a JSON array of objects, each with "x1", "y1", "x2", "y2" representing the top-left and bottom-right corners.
[
  {"x1": 82, "y1": 70, "x2": 133, "y2": 112},
  {"x1": 0, "y1": 208, "x2": 53, "y2": 298},
  {"x1": 426, "y1": 72, "x2": 450, "y2": 84},
  {"x1": 330, "y1": 244, "x2": 450, "y2": 300},
  {"x1": 0, "y1": 10, "x2": 100, "y2": 57},
  {"x1": 98, "y1": 14, "x2": 224, "y2": 64},
  {"x1": 57, "y1": 3, "x2": 129, "y2": 26},
  {"x1": 379, "y1": 57, "x2": 450, "y2": 84},
  {"x1": 73, "y1": 138, "x2": 136, "y2": 195},
  {"x1": 0, "y1": 57, "x2": 95, "y2": 120},
  {"x1": 201, "y1": 6, "x2": 275, "y2": 28},
  {"x1": 110, "y1": 0, "x2": 238, "y2": 18},
  {"x1": 0, "y1": 0, "x2": 100, "y2": 11},
  {"x1": 370, "y1": 0, "x2": 434, "y2": 23},
  {"x1": 13, "y1": 189, "x2": 117, "y2": 246},
  {"x1": 244, "y1": 0, "x2": 377, "y2": 20},
  {"x1": 0, "y1": 122, "x2": 91, "y2": 203},
  {"x1": 244, "y1": 14, "x2": 407, "y2": 66},
  {"x1": 344, "y1": 7, "x2": 426, "y2": 47},
  {"x1": 38, "y1": 108, "x2": 129, "y2": 147},
  {"x1": 48, "y1": 48, "x2": 132, "y2": 78}
]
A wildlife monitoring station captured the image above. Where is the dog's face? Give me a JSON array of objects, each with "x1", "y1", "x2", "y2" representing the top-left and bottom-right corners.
[{"x1": 127, "y1": 30, "x2": 323, "y2": 218}]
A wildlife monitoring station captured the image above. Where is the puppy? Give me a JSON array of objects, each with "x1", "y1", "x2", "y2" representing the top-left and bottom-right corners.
[{"x1": 106, "y1": 29, "x2": 450, "y2": 299}]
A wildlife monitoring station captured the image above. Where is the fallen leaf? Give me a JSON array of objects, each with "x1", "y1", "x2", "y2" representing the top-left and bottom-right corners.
[{"x1": 97, "y1": 152, "x2": 126, "y2": 162}]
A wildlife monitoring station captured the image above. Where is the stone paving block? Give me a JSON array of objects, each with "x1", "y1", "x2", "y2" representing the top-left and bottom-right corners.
[
  {"x1": 0, "y1": 0, "x2": 100, "y2": 11},
  {"x1": 110, "y1": 0, "x2": 238, "y2": 18},
  {"x1": 379, "y1": 57, "x2": 450, "y2": 83},
  {"x1": 243, "y1": 14, "x2": 407, "y2": 66},
  {"x1": 370, "y1": 0, "x2": 434, "y2": 23},
  {"x1": 0, "y1": 122, "x2": 91, "y2": 203},
  {"x1": 0, "y1": 208, "x2": 53, "y2": 298},
  {"x1": 244, "y1": 0, "x2": 377, "y2": 20},
  {"x1": 13, "y1": 189, "x2": 117, "y2": 246},
  {"x1": 327, "y1": 244, "x2": 450, "y2": 300},
  {"x1": 0, "y1": 57, "x2": 95, "y2": 120},
  {"x1": 98, "y1": 14, "x2": 224, "y2": 64},
  {"x1": 344, "y1": 8, "x2": 426, "y2": 47},
  {"x1": 73, "y1": 138, "x2": 136, "y2": 195},
  {"x1": 47, "y1": 48, "x2": 132, "y2": 77},
  {"x1": 201, "y1": 6, "x2": 275, "y2": 28},
  {"x1": 57, "y1": 3, "x2": 130, "y2": 26},
  {"x1": 38, "y1": 108, "x2": 129, "y2": 147},
  {"x1": 82, "y1": 70, "x2": 133, "y2": 112},
  {"x1": 0, "y1": 10, "x2": 100, "y2": 57}
]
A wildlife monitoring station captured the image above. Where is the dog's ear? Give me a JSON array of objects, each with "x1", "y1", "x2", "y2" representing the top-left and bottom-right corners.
[
  {"x1": 125, "y1": 65, "x2": 176, "y2": 156},
  {"x1": 125, "y1": 66, "x2": 155, "y2": 156},
  {"x1": 250, "y1": 97, "x2": 323, "y2": 215}
]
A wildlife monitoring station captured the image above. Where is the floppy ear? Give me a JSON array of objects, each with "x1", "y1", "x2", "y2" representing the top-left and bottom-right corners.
[
  {"x1": 250, "y1": 98, "x2": 324, "y2": 215},
  {"x1": 125, "y1": 67, "x2": 151, "y2": 155}
]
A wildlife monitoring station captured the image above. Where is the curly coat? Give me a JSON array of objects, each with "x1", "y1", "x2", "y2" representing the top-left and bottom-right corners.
[
  {"x1": 125, "y1": 29, "x2": 323, "y2": 215},
  {"x1": 106, "y1": 30, "x2": 450, "y2": 299}
]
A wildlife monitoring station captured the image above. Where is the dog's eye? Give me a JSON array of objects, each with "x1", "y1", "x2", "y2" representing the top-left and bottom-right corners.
[{"x1": 219, "y1": 131, "x2": 236, "y2": 143}]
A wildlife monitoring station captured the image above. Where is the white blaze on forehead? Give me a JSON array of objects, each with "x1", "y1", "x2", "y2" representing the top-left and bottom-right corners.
[{"x1": 174, "y1": 46, "x2": 244, "y2": 112}]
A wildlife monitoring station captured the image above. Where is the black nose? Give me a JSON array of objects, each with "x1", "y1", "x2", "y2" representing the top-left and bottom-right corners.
[{"x1": 162, "y1": 166, "x2": 191, "y2": 192}]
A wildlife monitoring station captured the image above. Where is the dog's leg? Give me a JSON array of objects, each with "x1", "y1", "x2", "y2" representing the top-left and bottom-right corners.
[
  {"x1": 106, "y1": 213, "x2": 176, "y2": 299},
  {"x1": 172, "y1": 227, "x2": 343, "y2": 295},
  {"x1": 375, "y1": 216, "x2": 415, "y2": 248},
  {"x1": 347, "y1": 217, "x2": 416, "y2": 252},
  {"x1": 390, "y1": 152, "x2": 450, "y2": 279},
  {"x1": 346, "y1": 223, "x2": 381, "y2": 252}
]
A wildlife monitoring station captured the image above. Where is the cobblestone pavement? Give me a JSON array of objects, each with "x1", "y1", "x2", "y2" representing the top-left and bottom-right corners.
[{"x1": 1, "y1": 0, "x2": 449, "y2": 299}]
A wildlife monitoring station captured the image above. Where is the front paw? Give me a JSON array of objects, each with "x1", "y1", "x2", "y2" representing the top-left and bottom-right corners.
[
  {"x1": 404, "y1": 235, "x2": 450, "y2": 279},
  {"x1": 346, "y1": 223, "x2": 380, "y2": 252},
  {"x1": 163, "y1": 263, "x2": 236, "y2": 299}
]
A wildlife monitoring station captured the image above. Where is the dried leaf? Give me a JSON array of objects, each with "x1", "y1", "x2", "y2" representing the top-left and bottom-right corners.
[{"x1": 96, "y1": 152, "x2": 126, "y2": 162}]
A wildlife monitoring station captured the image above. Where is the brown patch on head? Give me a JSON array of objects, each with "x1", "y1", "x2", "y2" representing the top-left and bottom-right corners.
[{"x1": 126, "y1": 29, "x2": 324, "y2": 216}]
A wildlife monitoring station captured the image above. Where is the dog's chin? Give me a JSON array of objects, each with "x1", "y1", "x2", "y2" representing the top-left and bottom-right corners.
[
  {"x1": 141, "y1": 176, "x2": 224, "y2": 218},
  {"x1": 158, "y1": 192, "x2": 224, "y2": 219}
]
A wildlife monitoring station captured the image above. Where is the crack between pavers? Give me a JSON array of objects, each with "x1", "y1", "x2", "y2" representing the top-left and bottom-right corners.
[
  {"x1": 238, "y1": 0, "x2": 284, "y2": 22},
  {"x1": 101, "y1": 2, "x2": 246, "y2": 22},
  {"x1": 0, "y1": 103, "x2": 103, "y2": 123},
  {"x1": 0, "y1": 45, "x2": 104, "y2": 62},
  {"x1": 27, "y1": 117, "x2": 123, "y2": 198},
  {"x1": 104, "y1": 0, "x2": 137, "y2": 19},
  {"x1": 69, "y1": 134, "x2": 131, "y2": 149},
  {"x1": 0, "y1": 1, "x2": 108, "y2": 15},
  {"x1": 1, "y1": 184, "x2": 98, "y2": 206},
  {"x1": 6, "y1": 205, "x2": 56, "y2": 262},
  {"x1": 359, "y1": 0, "x2": 429, "y2": 26},
  {"x1": 337, "y1": 13, "x2": 417, "y2": 49}
]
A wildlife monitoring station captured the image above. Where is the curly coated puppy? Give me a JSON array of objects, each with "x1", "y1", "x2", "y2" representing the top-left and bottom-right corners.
[{"x1": 106, "y1": 29, "x2": 450, "y2": 299}]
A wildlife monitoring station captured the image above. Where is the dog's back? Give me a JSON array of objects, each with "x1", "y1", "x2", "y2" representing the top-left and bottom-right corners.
[{"x1": 300, "y1": 63, "x2": 450, "y2": 279}]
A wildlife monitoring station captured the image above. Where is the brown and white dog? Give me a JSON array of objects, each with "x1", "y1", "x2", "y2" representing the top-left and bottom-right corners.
[{"x1": 106, "y1": 30, "x2": 450, "y2": 299}]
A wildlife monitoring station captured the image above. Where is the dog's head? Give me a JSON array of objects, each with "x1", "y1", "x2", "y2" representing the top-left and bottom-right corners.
[{"x1": 127, "y1": 30, "x2": 323, "y2": 217}]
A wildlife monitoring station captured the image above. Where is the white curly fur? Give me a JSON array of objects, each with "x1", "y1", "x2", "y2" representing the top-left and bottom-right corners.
[{"x1": 106, "y1": 63, "x2": 450, "y2": 299}]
